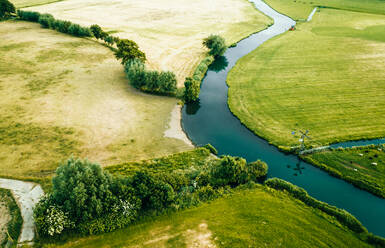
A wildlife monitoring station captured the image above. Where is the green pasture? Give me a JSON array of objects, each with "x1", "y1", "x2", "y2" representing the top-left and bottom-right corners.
[
  {"x1": 227, "y1": 8, "x2": 385, "y2": 149},
  {"x1": 44, "y1": 187, "x2": 370, "y2": 248}
]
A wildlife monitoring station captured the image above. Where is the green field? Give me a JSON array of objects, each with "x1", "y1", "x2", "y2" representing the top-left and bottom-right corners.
[
  {"x1": 227, "y1": 7, "x2": 385, "y2": 149},
  {"x1": 303, "y1": 145, "x2": 385, "y2": 197},
  {"x1": 43, "y1": 187, "x2": 370, "y2": 248},
  {"x1": 264, "y1": 0, "x2": 385, "y2": 20}
]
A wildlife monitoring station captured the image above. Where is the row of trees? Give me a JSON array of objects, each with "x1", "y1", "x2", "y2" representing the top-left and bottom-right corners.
[
  {"x1": 34, "y1": 151, "x2": 268, "y2": 237},
  {"x1": 183, "y1": 34, "x2": 227, "y2": 102}
]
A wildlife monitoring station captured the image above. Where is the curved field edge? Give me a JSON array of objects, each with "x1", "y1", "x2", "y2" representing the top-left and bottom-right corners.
[
  {"x1": 0, "y1": 188, "x2": 23, "y2": 246},
  {"x1": 227, "y1": 7, "x2": 385, "y2": 150},
  {"x1": 23, "y1": 0, "x2": 272, "y2": 87},
  {"x1": 39, "y1": 185, "x2": 373, "y2": 248}
]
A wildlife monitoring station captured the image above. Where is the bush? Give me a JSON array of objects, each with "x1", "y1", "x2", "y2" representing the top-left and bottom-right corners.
[
  {"x1": 115, "y1": 39, "x2": 146, "y2": 64},
  {"x1": 130, "y1": 171, "x2": 175, "y2": 211},
  {"x1": 38, "y1": 13, "x2": 54, "y2": 28},
  {"x1": 53, "y1": 19, "x2": 72, "y2": 33},
  {"x1": 246, "y1": 160, "x2": 268, "y2": 181},
  {"x1": 209, "y1": 156, "x2": 248, "y2": 187},
  {"x1": 124, "y1": 59, "x2": 177, "y2": 95},
  {"x1": 203, "y1": 34, "x2": 227, "y2": 57},
  {"x1": 68, "y1": 23, "x2": 92, "y2": 37},
  {"x1": 103, "y1": 35, "x2": 115, "y2": 46},
  {"x1": 17, "y1": 10, "x2": 40, "y2": 22},
  {"x1": 203, "y1": 143, "x2": 218, "y2": 155},
  {"x1": 184, "y1": 77, "x2": 200, "y2": 103},
  {"x1": 51, "y1": 158, "x2": 115, "y2": 223},
  {"x1": 125, "y1": 59, "x2": 146, "y2": 88},
  {"x1": 192, "y1": 56, "x2": 214, "y2": 82},
  {"x1": 0, "y1": 0, "x2": 15, "y2": 19},
  {"x1": 90, "y1": 24, "x2": 104, "y2": 39},
  {"x1": 34, "y1": 195, "x2": 74, "y2": 237},
  {"x1": 265, "y1": 178, "x2": 366, "y2": 233}
]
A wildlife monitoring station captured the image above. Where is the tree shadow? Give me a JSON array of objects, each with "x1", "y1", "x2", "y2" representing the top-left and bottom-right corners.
[
  {"x1": 185, "y1": 100, "x2": 201, "y2": 115},
  {"x1": 208, "y1": 56, "x2": 229, "y2": 72}
]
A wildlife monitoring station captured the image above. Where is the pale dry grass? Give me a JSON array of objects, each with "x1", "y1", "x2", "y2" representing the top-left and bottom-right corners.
[
  {"x1": 25, "y1": 0, "x2": 271, "y2": 86},
  {"x1": 0, "y1": 21, "x2": 191, "y2": 179}
]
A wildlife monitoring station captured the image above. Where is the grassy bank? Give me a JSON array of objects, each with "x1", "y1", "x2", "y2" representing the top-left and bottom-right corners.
[
  {"x1": 264, "y1": 0, "x2": 385, "y2": 20},
  {"x1": 227, "y1": 7, "x2": 385, "y2": 150},
  {"x1": 23, "y1": 0, "x2": 271, "y2": 86},
  {"x1": 0, "y1": 189, "x2": 23, "y2": 246},
  {"x1": 41, "y1": 186, "x2": 371, "y2": 248},
  {"x1": 302, "y1": 145, "x2": 385, "y2": 198},
  {"x1": 0, "y1": 21, "x2": 190, "y2": 181}
]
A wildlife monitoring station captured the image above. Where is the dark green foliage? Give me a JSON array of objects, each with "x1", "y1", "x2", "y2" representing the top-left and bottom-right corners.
[
  {"x1": 124, "y1": 59, "x2": 177, "y2": 95},
  {"x1": 0, "y1": 189, "x2": 22, "y2": 246},
  {"x1": 203, "y1": 34, "x2": 227, "y2": 57},
  {"x1": 51, "y1": 158, "x2": 115, "y2": 223},
  {"x1": 265, "y1": 178, "x2": 366, "y2": 233},
  {"x1": 53, "y1": 19, "x2": 72, "y2": 34},
  {"x1": 68, "y1": 23, "x2": 92, "y2": 37},
  {"x1": 17, "y1": 10, "x2": 40, "y2": 22},
  {"x1": 130, "y1": 172, "x2": 175, "y2": 211},
  {"x1": 115, "y1": 39, "x2": 146, "y2": 64},
  {"x1": 103, "y1": 35, "x2": 115, "y2": 46},
  {"x1": 0, "y1": 0, "x2": 15, "y2": 19},
  {"x1": 38, "y1": 13, "x2": 54, "y2": 28},
  {"x1": 192, "y1": 56, "x2": 214, "y2": 82},
  {"x1": 90, "y1": 24, "x2": 104, "y2": 39},
  {"x1": 184, "y1": 77, "x2": 200, "y2": 103},
  {"x1": 209, "y1": 156, "x2": 248, "y2": 187},
  {"x1": 124, "y1": 59, "x2": 146, "y2": 89},
  {"x1": 365, "y1": 233, "x2": 385, "y2": 247},
  {"x1": 203, "y1": 143, "x2": 218, "y2": 155},
  {"x1": 247, "y1": 160, "x2": 268, "y2": 181}
]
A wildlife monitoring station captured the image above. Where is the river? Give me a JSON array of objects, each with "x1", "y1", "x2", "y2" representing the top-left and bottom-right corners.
[{"x1": 182, "y1": 0, "x2": 385, "y2": 237}]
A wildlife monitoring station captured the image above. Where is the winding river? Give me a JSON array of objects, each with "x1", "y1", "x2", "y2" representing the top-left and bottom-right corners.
[{"x1": 182, "y1": 0, "x2": 385, "y2": 237}]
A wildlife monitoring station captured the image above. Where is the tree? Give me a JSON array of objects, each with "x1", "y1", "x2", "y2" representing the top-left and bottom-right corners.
[
  {"x1": 51, "y1": 158, "x2": 115, "y2": 223},
  {"x1": 90, "y1": 24, "x2": 104, "y2": 39},
  {"x1": 209, "y1": 156, "x2": 248, "y2": 187},
  {"x1": 184, "y1": 77, "x2": 200, "y2": 102},
  {"x1": 115, "y1": 39, "x2": 146, "y2": 65},
  {"x1": 203, "y1": 34, "x2": 227, "y2": 57},
  {"x1": 0, "y1": 0, "x2": 15, "y2": 19}
]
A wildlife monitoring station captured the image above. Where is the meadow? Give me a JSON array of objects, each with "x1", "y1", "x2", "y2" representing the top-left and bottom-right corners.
[
  {"x1": 23, "y1": 0, "x2": 272, "y2": 86},
  {"x1": 265, "y1": 0, "x2": 385, "y2": 20},
  {"x1": 227, "y1": 7, "x2": 385, "y2": 149},
  {"x1": 303, "y1": 145, "x2": 385, "y2": 197},
  {"x1": 0, "y1": 21, "x2": 192, "y2": 180},
  {"x1": 44, "y1": 186, "x2": 371, "y2": 248}
]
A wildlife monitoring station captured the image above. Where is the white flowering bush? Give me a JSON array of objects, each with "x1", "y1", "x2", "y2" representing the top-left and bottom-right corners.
[{"x1": 34, "y1": 194, "x2": 74, "y2": 237}]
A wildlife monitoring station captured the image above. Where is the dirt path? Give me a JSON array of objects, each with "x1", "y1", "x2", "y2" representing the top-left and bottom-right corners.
[{"x1": 0, "y1": 179, "x2": 44, "y2": 244}]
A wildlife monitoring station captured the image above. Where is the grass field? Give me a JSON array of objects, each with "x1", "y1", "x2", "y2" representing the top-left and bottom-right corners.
[
  {"x1": 303, "y1": 145, "x2": 385, "y2": 197},
  {"x1": 227, "y1": 7, "x2": 385, "y2": 149},
  {"x1": 264, "y1": 0, "x2": 385, "y2": 20},
  {"x1": 44, "y1": 186, "x2": 370, "y2": 248},
  {"x1": 22, "y1": 0, "x2": 272, "y2": 86},
  {"x1": 0, "y1": 21, "x2": 192, "y2": 180}
]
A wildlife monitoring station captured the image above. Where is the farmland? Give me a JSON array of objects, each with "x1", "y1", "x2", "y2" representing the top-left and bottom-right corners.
[
  {"x1": 24, "y1": 0, "x2": 271, "y2": 86},
  {"x1": 0, "y1": 20, "x2": 191, "y2": 180},
  {"x1": 227, "y1": 6, "x2": 385, "y2": 149}
]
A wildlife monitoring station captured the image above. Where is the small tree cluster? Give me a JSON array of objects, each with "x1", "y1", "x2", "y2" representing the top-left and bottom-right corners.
[
  {"x1": 183, "y1": 77, "x2": 200, "y2": 103},
  {"x1": 124, "y1": 59, "x2": 177, "y2": 95},
  {"x1": 115, "y1": 39, "x2": 146, "y2": 65},
  {"x1": 90, "y1": 24, "x2": 118, "y2": 46},
  {"x1": 203, "y1": 34, "x2": 227, "y2": 57},
  {"x1": 0, "y1": 0, "x2": 15, "y2": 19}
]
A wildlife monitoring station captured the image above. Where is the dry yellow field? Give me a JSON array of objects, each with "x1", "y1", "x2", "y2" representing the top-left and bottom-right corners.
[
  {"x1": 24, "y1": 0, "x2": 271, "y2": 86},
  {"x1": 0, "y1": 21, "x2": 192, "y2": 179}
]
